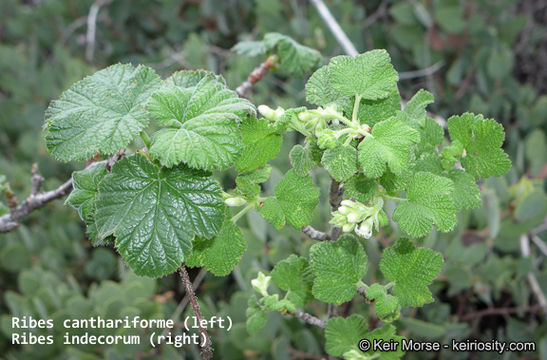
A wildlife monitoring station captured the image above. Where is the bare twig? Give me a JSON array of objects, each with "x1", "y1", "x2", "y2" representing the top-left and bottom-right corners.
[
  {"x1": 460, "y1": 304, "x2": 542, "y2": 322},
  {"x1": 235, "y1": 55, "x2": 278, "y2": 98},
  {"x1": 86, "y1": 0, "x2": 113, "y2": 63},
  {"x1": 532, "y1": 235, "x2": 547, "y2": 257},
  {"x1": 286, "y1": 310, "x2": 326, "y2": 329},
  {"x1": 309, "y1": 0, "x2": 358, "y2": 57},
  {"x1": 328, "y1": 180, "x2": 344, "y2": 241},
  {"x1": 163, "y1": 268, "x2": 207, "y2": 337},
  {"x1": 302, "y1": 225, "x2": 331, "y2": 241},
  {"x1": 398, "y1": 61, "x2": 444, "y2": 80},
  {"x1": 520, "y1": 235, "x2": 547, "y2": 318},
  {"x1": 177, "y1": 265, "x2": 213, "y2": 360},
  {"x1": 0, "y1": 151, "x2": 123, "y2": 234}
]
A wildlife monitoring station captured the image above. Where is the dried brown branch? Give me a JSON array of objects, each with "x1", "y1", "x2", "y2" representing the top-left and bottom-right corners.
[
  {"x1": 0, "y1": 151, "x2": 123, "y2": 234},
  {"x1": 235, "y1": 55, "x2": 278, "y2": 98},
  {"x1": 177, "y1": 265, "x2": 213, "y2": 360}
]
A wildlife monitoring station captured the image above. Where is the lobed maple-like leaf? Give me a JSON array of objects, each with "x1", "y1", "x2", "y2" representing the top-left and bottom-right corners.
[
  {"x1": 45, "y1": 64, "x2": 161, "y2": 161},
  {"x1": 148, "y1": 76, "x2": 255, "y2": 170},
  {"x1": 95, "y1": 154, "x2": 225, "y2": 277},
  {"x1": 379, "y1": 238, "x2": 444, "y2": 307},
  {"x1": 393, "y1": 171, "x2": 457, "y2": 237},
  {"x1": 310, "y1": 235, "x2": 367, "y2": 304}
]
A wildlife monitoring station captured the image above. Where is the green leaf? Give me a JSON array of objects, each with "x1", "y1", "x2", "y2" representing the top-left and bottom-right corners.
[
  {"x1": 165, "y1": 70, "x2": 225, "y2": 87},
  {"x1": 357, "y1": 87, "x2": 401, "y2": 127},
  {"x1": 148, "y1": 77, "x2": 255, "y2": 170},
  {"x1": 310, "y1": 235, "x2": 367, "y2": 304},
  {"x1": 363, "y1": 324, "x2": 405, "y2": 360},
  {"x1": 321, "y1": 145, "x2": 358, "y2": 182},
  {"x1": 380, "y1": 238, "x2": 444, "y2": 307},
  {"x1": 186, "y1": 217, "x2": 246, "y2": 276},
  {"x1": 235, "y1": 166, "x2": 272, "y2": 199},
  {"x1": 447, "y1": 113, "x2": 511, "y2": 179},
  {"x1": 258, "y1": 197, "x2": 286, "y2": 229},
  {"x1": 246, "y1": 296, "x2": 268, "y2": 334},
  {"x1": 45, "y1": 64, "x2": 161, "y2": 161},
  {"x1": 289, "y1": 145, "x2": 315, "y2": 177},
  {"x1": 95, "y1": 154, "x2": 225, "y2": 277},
  {"x1": 271, "y1": 255, "x2": 313, "y2": 308},
  {"x1": 445, "y1": 169, "x2": 481, "y2": 210},
  {"x1": 305, "y1": 65, "x2": 350, "y2": 109},
  {"x1": 358, "y1": 113, "x2": 420, "y2": 178},
  {"x1": 328, "y1": 50, "x2": 399, "y2": 100},
  {"x1": 404, "y1": 89, "x2": 434, "y2": 124},
  {"x1": 264, "y1": 33, "x2": 321, "y2": 76},
  {"x1": 325, "y1": 315, "x2": 369, "y2": 356},
  {"x1": 262, "y1": 294, "x2": 297, "y2": 313},
  {"x1": 344, "y1": 173, "x2": 377, "y2": 202},
  {"x1": 365, "y1": 284, "x2": 401, "y2": 322},
  {"x1": 66, "y1": 162, "x2": 107, "y2": 224},
  {"x1": 65, "y1": 162, "x2": 109, "y2": 246},
  {"x1": 393, "y1": 172, "x2": 457, "y2": 237},
  {"x1": 273, "y1": 170, "x2": 320, "y2": 229},
  {"x1": 232, "y1": 40, "x2": 267, "y2": 57},
  {"x1": 236, "y1": 116, "x2": 282, "y2": 172}
]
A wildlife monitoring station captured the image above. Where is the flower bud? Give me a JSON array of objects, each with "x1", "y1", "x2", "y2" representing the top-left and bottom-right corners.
[
  {"x1": 224, "y1": 196, "x2": 246, "y2": 207},
  {"x1": 258, "y1": 105, "x2": 276, "y2": 120},
  {"x1": 317, "y1": 130, "x2": 337, "y2": 149}
]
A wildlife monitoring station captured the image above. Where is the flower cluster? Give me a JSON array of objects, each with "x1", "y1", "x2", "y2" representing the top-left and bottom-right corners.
[{"x1": 330, "y1": 198, "x2": 385, "y2": 239}]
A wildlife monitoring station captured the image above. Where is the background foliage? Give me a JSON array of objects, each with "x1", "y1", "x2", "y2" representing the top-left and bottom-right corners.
[{"x1": 0, "y1": 0, "x2": 546, "y2": 359}]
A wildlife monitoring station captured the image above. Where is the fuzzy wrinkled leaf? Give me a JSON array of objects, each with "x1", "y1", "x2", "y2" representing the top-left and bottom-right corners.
[
  {"x1": 273, "y1": 170, "x2": 319, "y2": 228},
  {"x1": 95, "y1": 154, "x2": 225, "y2": 277},
  {"x1": 321, "y1": 145, "x2": 358, "y2": 182},
  {"x1": 148, "y1": 77, "x2": 255, "y2": 170},
  {"x1": 289, "y1": 145, "x2": 315, "y2": 176},
  {"x1": 358, "y1": 113, "x2": 420, "y2": 178},
  {"x1": 325, "y1": 315, "x2": 369, "y2": 356},
  {"x1": 271, "y1": 255, "x2": 314, "y2": 308},
  {"x1": 393, "y1": 172, "x2": 457, "y2": 237},
  {"x1": 447, "y1": 113, "x2": 511, "y2": 179},
  {"x1": 380, "y1": 238, "x2": 444, "y2": 307},
  {"x1": 329, "y1": 50, "x2": 399, "y2": 100},
  {"x1": 186, "y1": 217, "x2": 246, "y2": 276},
  {"x1": 310, "y1": 235, "x2": 367, "y2": 304},
  {"x1": 45, "y1": 64, "x2": 161, "y2": 161},
  {"x1": 264, "y1": 33, "x2": 321, "y2": 76},
  {"x1": 236, "y1": 116, "x2": 282, "y2": 172}
]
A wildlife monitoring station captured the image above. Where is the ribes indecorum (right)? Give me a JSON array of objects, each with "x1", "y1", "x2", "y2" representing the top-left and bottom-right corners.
[{"x1": 45, "y1": 40, "x2": 510, "y2": 358}]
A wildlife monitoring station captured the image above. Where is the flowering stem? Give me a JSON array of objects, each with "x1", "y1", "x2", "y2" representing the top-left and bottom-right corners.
[
  {"x1": 231, "y1": 202, "x2": 255, "y2": 223},
  {"x1": 351, "y1": 94, "x2": 362, "y2": 125}
]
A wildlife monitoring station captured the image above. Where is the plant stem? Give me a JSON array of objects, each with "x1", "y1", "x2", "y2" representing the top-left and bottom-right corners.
[
  {"x1": 139, "y1": 131, "x2": 151, "y2": 149},
  {"x1": 230, "y1": 202, "x2": 255, "y2": 223},
  {"x1": 351, "y1": 94, "x2": 362, "y2": 125},
  {"x1": 177, "y1": 265, "x2": 213, "y2": 360},
  {"x1": 383, "y1": 194, "x2": 407, "y2": 202}
]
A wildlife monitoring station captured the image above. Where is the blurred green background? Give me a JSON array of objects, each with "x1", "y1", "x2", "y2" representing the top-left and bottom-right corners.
[{"x1": 0, "y1": 0, "x2": 546, "y2": 359}]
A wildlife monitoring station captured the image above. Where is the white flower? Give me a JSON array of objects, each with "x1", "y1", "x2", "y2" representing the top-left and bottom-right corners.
[
  {"x1": 251, "y1": 272, "x2": 271, "y2": 297},
  {"x1": 355, "y1": 217, "x2": 374, "y2": 239}
]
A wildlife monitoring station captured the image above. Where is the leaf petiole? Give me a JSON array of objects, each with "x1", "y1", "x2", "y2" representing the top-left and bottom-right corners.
[
  {"x1": 351, "y1": 94, "x2": 362, "y2": 125},
  {"x1": 231, "y1": 202, "x2": 255, "y2": 223},
  {"x1": 139, "y1": 131, "x2": 151, "y2": 149}
]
